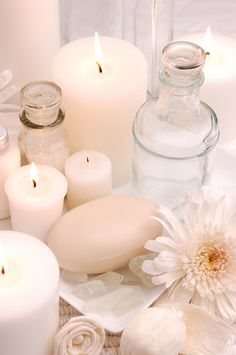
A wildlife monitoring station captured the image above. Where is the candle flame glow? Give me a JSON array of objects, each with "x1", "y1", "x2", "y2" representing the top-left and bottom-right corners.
[
  {"x1": 203, "y1": 26, "x2": 212, "y2": 55},
  {"x1": 94, "y1": 32, "x2": 104, "y2": 74},
  {"x1": 0, "y1": 242, "x2": 6, "y2": 276},
  {"x1": 30, "y1": 162, "x2": 38, "y2": 189}
]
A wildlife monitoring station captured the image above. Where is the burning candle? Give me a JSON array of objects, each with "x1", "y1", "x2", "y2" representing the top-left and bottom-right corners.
[
  {"x1": 0, "y1": 231, "x2": 59, "y2": 355},
  {"x1": 5, "y1": 163, "x2": 68, "y2": 242},
  {"x1": 52, "y1": 33, "x2": 147, "y2": 187},
  {"x1": 65, "y1": 150, "x2": 112, "y2": 209},
  {"x1": 178, "y1": 26, "x2": 236, "y2": 142}
]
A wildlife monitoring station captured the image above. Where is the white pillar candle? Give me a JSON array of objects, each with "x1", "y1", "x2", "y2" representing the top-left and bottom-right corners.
[
  {"x1": 65, "y1": 150, "x2": 112, "y2": 209},
  {"x1": 177, "y1": 28, "x2": 236, "y2": 143},
  {"x1": 0, "y1": 0, "x2": 60, "y2": 102},
  {"x1": 0, "y1": 230, "x2": 59, "y2": 355},
  {"x1": 5, "y1": 164, "x2": 68, "y2": 242},
  {"x1": 52, "y1": 35, "x2": 147, "y2": 187}
]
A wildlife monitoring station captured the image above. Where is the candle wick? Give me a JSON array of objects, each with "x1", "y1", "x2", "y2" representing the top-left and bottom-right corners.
[
  {"x1": 96, "y1": 61, "x2": 103, "y2": 74},
  {"x1": 32, "y1": 179, "x2": 37, "y2": 189},
  {"x1": 1, "y1": 266, "x2": 5, "y2": 275},
  {"x1": 205, "y1": 51, "x2": 210, "y2": 56},
  {"x1": 86, "y1": 157, "x2": 89, "y2": 163}
]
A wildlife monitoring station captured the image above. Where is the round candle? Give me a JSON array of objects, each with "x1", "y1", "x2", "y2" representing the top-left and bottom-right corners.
[
  {"x1": 177, "y1": 28, "x2": 236, "y2": 142},
  {"x1": 0, "y1": 231, "x2": 59, "y2": 355},
  {"x1": 65, "y1": 150, "x2": 112, "y2": 209},
  {"x1": 5, "y1": 164, "x2": 68, "y2": 242},
  {"x1": 52, "y1": 35, "x2": 148, "y2": 187}
]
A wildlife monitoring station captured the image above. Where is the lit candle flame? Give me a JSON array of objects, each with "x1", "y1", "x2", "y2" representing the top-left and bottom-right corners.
[
  {"x1": 30, "y1": 162, "x2": 38, "y2": 189},
  {"x1": 0, "y1": 242, "x2": 6, "y2": 275},
  {"x1": 94, "y1": 32, "x2": 104, "y2": 74},
  {"x1": 203, "y1": 26, "x2": 212, "y2": 55}
]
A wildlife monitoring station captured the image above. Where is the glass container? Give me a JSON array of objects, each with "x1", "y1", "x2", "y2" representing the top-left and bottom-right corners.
[
  {"x1": 132, "y1": 41, "x2": 219, "y2": 209},
  {"x1": 119, "y1": 0, "x2": 174, "y2": 97},
  {"x1": 19, "y1": 81, "x2": 70, "y2": 172}
]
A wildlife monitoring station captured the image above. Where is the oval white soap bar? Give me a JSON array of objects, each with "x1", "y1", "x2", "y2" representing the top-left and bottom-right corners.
[{"x1": 48, "y1": 195, "x2": 161, "y2": 274}]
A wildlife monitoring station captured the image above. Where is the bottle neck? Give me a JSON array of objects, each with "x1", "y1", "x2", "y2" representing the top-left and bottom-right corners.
[
  {"x1": 24, "y1": 105, "x2": 60, "y2": 126},
  {"x1": 156, "y1": 68, "x2": 204, "y2": 116}
]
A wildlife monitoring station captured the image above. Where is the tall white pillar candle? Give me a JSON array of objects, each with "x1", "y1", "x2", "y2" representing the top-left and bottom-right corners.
[
  {"x1": 52, "y1": 35, "x2": 148, "y2": 187},
  {"x1": 65, "y1": 150, "x2": 112, "y2": 209},
  {"x1": 177, "y1": 29, "x2": 236, "y2": 142},
  {"x1": 5, "y1": 164, "x2": 68, "y2": 242},
  {"x1": 0, "y1": 0, "x2": 60, "y2": 102},
  {"x1": 0, "y1": 231, "x2": 59, "y2": 355}
]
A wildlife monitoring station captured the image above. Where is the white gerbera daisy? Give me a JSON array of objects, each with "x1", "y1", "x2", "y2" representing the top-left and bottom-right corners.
[{"x1": 142, "y1": 187, "x2": 236, "y2": 321}]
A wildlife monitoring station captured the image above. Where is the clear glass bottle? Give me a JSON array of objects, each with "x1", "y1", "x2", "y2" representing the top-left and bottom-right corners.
[
  {"x1": 132, "y1": 41, "x2": 219, "y2": 209},
  {"x1": 19, "y1": 81, "x2": 70, "y2": 172}
]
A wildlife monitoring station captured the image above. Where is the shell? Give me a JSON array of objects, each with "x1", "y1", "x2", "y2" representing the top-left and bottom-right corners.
[
  {"x1": 120, "y1": 307, "x2": 186, "y2": 355},
  {"x1": 158, "y1": 303, "x2": 233, "y2": 355},
  {"x1": 48, "y1": 195, "x2": 161, "y2": 274}
]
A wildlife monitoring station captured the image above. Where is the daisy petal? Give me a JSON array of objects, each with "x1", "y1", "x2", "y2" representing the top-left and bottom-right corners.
[
  {"x1": 141, "y1": 260, "x2": 158, "y2": 275},
  {"x1": 152, "y1": 270, "x2": 185, "y2": 288},
  {"x1": 144, "y1": 237, "x2": 177, "y2": 252}
]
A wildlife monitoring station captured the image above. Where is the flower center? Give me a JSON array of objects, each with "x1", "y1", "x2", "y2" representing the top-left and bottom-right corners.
[
  {"x1": 196, "y1": 243, "x2": 228, "y2": 274},
  {"x1": 183, "y1": 242, "x2": 229, "y2": 298}
]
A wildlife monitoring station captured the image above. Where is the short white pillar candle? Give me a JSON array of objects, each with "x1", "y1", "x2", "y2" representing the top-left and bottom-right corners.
[
  {"x1": 65, "y1": 150, "x2": 112, "y2": 209},
  {"x1": 5, "y1": 164, "x2": 68, "y2": 242},
  {"x1": 0, "y1": 231, "x2": 59, "y2": 355}
]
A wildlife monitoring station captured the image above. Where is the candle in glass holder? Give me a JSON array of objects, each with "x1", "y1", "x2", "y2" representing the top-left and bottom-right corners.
[
  {"x1": 65, "y1": 150, "x2": 112, "y2": 209},
  {"x1": 0, "y1": 230, "x2": 59, "y2": 355},
  {"x1": 5, "y1": 163, "x2": 67, "y2": 242}
]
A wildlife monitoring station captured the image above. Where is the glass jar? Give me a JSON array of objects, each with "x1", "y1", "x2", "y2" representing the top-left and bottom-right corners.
[
  {"x1": 132, "y1": 41, "x2": 219, "y2": 209},
  {"x1": 19, "y1": 81, "x2": 70, "y2": 172}
]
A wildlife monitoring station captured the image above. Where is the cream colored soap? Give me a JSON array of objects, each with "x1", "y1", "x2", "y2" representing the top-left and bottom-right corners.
[{"x1": 48, "y1": 195, "x2": 161, "y2": 274}]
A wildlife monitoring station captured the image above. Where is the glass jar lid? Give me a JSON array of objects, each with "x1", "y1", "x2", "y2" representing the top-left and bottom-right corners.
[
  {"x1": 162, "y1": 41, "x2": 206, "y2": 74},
  {"x1": 20, "y1": 81, "x2": 62, "y2": 126}
]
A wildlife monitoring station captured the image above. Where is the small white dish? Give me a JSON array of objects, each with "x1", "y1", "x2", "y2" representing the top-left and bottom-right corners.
[{"x1": 59, "y1": 267, "x2": 165, "y2": 333}]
